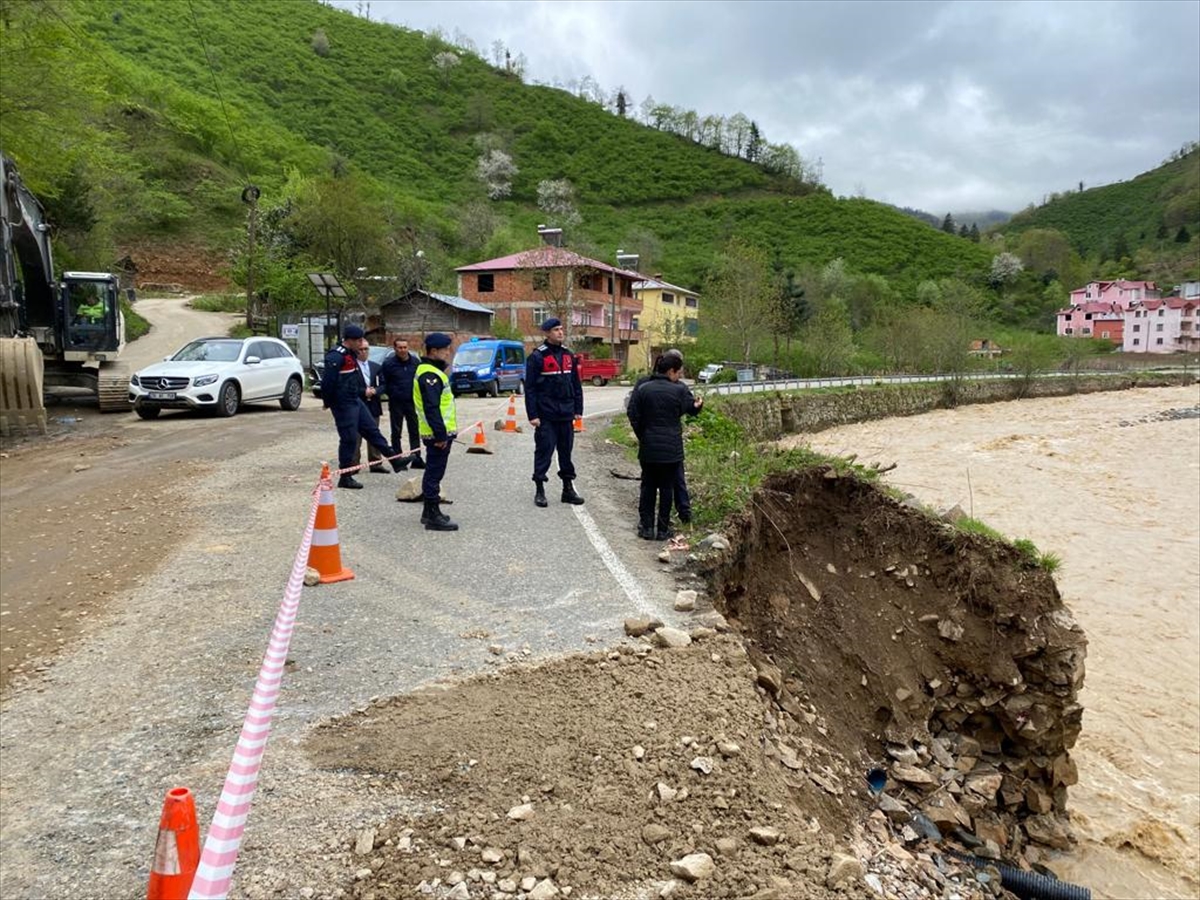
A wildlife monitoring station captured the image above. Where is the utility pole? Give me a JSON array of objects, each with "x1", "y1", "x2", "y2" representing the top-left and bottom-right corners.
[{"x1": 242, "y1": 185, "x2": 261, "y2": 330}]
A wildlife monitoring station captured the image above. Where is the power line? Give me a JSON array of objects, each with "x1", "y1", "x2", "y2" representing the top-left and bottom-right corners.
[{"x1": 186, "y1": 0, "x2": 250, "y2": 184}]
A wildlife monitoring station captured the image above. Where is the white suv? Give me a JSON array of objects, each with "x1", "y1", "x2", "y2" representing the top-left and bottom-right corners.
[
  {"x1": 129, "y1": 337, "x2": 305, "y2": 419},
  {"x1": 697, "y1": 363, "x2": 724, "y2": 383}
]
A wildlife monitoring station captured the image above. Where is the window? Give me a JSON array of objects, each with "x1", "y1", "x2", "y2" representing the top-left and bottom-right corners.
[
  {"x1": 1156, "y1": 323, "x2": 1164, "y2": 332},
  {"x1": 1133, "y1": 338, "x2": 1141, "y2": 345},
  {"x1": 532, "y1": 272, "x2": 549, "y2": 291},
  {"x1": 532, "y1": 307, "x2": 549, "y2": 325},
  {"x1": 662, "y1": 292, "x2": 675, "y2": 305},
  {"x1": 1082, "y1": 327, "x2": 1092, "y2": 335},
  {"x1": 577, "y1": 272, "x2": 595, "y2": 290},
  {"x1": 1085, "y1": 313, "x2": 1093, "y2": 320},
  {"x1": 504, "y1": 346, "x2": 524, "y2": 365},
  {"x1": 606, "y1": 276, "x2": 613, "y2": 294},
  {"x1": 478, "y1": 273, "x2": 495, "y2": 293},
  {"x1": 685, "y1": 296, "x2": 698, "y2": 308},
  {"x1": 1156, "y1": 338, "x2": 1164, "y2": 345},
  {"x1": 1064, "y1": 327, "x2": 1073, "y2": 334},
  {"x1": 1133, "y1": 324, "x2": 1141, "y2": 332},
  {"x1": 1100, "y1": 331, "x2": 1110, "y2": 339},
  {"x1": 1159, "y1": 309, "x2": 1165, "y2": 316}
]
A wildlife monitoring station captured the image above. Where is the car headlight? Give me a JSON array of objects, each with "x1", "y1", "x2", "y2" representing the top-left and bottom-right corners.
[
  {"x1": 194, "y1": 374, "x2": 219, "y2": 387},
  {"x1": 130, "y1": 374, "x2": 140, "y2": 386},
  {"x1": 479, "y1": 368, "x2": 492, "y2": 377}
]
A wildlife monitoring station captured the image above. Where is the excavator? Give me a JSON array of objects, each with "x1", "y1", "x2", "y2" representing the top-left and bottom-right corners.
[{"x1": 0, "y1": 152, "x2": 128, "y2": 433}]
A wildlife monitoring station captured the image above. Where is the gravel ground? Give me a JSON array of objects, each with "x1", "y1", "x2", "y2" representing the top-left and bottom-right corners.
[{"x1": 0, "y1": 406, "x2": 692, "y2": 899}]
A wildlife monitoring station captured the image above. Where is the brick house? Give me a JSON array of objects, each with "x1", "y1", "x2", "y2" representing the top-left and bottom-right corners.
[{"x1": 455, "y1": 234, "x2": 644, "y2": 365}]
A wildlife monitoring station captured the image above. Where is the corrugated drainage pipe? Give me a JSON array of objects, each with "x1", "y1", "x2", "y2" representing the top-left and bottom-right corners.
[{"x1": 946, "y1": 849, "x2": 1092, "y2": 900}]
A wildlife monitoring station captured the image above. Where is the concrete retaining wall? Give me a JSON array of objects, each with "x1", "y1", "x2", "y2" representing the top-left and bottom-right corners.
[{"x1": 715, "y1": 373, "x2": 1198, "y2": 442}]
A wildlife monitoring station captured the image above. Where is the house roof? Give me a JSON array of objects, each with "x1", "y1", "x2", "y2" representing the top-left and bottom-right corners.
[
  {"x1": 456, "y1": 246, "x2": 642, "y2": 279},
  {"x1": 1056, "y1": 302, "x2": 1123, "y2": 316},
  {"x1": 1072, "y1": 280, "x2": 1159, "y2": 293},
  {"x1": 632, "y1": 276, "x2": 698, "y2": 297},
  {"x1": 382, "y1": 289, "x2": 494, "y2": 316}
]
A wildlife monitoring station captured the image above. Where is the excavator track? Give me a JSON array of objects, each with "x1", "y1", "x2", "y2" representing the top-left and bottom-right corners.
[
  {"x1": 0, "y1": 336, "x2": 48, "y2": 435},
  {"x1": 97, "y1": 362, "x2": 131, "y2": 413}
]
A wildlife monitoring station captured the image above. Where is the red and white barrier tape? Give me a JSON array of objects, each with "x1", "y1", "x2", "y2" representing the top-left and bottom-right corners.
[
  {"x1": 331, "y1": 420, "x2": 486, "y2": 477},
  {"x1": 187, "y1": 483, "x2": 323, "y2": 900}
]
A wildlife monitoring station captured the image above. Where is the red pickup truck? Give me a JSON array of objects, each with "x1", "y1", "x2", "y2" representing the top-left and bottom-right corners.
[{"x1": 575, "y1": 353, "x2": 620, "y2": 386}]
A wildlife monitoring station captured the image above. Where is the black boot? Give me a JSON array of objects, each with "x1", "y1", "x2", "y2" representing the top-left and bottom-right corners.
[
  {"x1": 409, "y1": 453, "x2": 426, "y2": 469},
  {"x1": 423, "y1": 498, "x2": 458, "y2": 531},
  {"x1": 561, "y1": 480, "x2": 585, "y2": 505},
  {"x1": 534, "y1": 483, "x2": 548, "y2": 508},
  {"x1": 337, "y1": 475, "x2": 363, "y2": 489},
  {"x1": 390, "y1": 451, "x2": 409, "y2": 473},
  {"x1": 637, "y1": 523, "x2": 656, "y2": 540}
]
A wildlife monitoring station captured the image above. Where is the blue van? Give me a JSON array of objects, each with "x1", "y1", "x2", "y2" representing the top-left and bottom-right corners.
[{"x1": 450, "y1": 338, "x2": 527, "y2": 397}]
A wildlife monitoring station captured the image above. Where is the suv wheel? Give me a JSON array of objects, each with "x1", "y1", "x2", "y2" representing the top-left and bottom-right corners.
[
  {"x1": 135, "y1": 406, "x2": 161, "y2": 420},
  {"x1": 280, "y1": 376, "x2": 303, "y2": 411},
  {"x1": 216, "y1": 381, "x2": 240, "y2": 417}
]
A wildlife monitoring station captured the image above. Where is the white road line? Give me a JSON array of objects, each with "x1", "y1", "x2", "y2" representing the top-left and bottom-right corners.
[{"x1": 572, "y1": 505, "x2": 657, "y2": 618}]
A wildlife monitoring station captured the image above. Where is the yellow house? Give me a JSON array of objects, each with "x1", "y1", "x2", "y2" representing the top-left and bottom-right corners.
[{"x1": 632, "y1": 275, "x2": 700, "y2": 370}]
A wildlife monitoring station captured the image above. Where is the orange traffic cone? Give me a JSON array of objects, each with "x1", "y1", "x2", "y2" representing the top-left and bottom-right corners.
[
  {"x1": 503, "y1": 395, "x2": 522, "y2": 433},
  {"x1": 573, "y1": 414, "x2": 585, "y2": 433},
  {"x1": 147, "y1": 787, "x2": 200, "y2": 900},
  {"x1": 307, "y1": 464, "x2": 355, "y2": 583},
  {"x1": 465, "y1": 421, "x2": 493, "y2": 455}
]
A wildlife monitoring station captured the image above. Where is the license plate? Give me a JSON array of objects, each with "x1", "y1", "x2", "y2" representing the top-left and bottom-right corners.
[{"x1": 148, "y1": 391, "x2": 176, "y2": 400}]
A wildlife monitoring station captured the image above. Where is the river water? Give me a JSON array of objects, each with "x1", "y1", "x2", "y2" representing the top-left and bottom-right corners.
[{"x1": 787, "y1": 385, "x2": 1200, "y2": 899}]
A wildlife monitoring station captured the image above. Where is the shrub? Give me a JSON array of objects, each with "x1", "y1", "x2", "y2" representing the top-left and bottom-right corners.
[{"x1": 312, "y1": 29, "x2": 330, "y2": 57}]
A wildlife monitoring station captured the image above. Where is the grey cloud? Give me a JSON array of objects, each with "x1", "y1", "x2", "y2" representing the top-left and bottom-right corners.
[{"x1": 342, "y1": 0, "x2": 1200, "y2": 212}]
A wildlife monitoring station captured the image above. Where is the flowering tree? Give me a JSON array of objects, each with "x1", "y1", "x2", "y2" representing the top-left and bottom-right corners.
[{"x1": 476, "y1": 150, "x2": 518, "y2": 200}]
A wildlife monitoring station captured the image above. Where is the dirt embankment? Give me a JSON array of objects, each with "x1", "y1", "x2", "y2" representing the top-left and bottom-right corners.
[
  {"x1": 305, "y1": 470, "x2": 1086, "y2": 900},
  {"x1": 707, "y1": 471, "x2": 1087, "y2": 867}
]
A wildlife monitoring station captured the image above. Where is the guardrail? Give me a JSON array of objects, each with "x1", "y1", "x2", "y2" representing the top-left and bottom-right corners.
[{"x1": 697, "y1": 366, "x2": 1200, "y2": 396}]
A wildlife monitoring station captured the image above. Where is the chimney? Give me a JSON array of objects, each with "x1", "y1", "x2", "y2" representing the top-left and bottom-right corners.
[{"x1": 537, "y1": 224, "x2": 563, "y2": 247}]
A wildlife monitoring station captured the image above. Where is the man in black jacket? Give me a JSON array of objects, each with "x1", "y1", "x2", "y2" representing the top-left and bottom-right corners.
[
  {"x1": 319, "y1": 325, "x2": 407, "y2": 490},
  {"x1": 351, "y1": 344, "x2": 387, "y2": 474},
  {"x1": 524, "y1": 317, "x2": 585, "y2": 508},
  {"x1": 382, "y1": 337, "x2": 424, "y2": 469},
  {"x1": 626, "y1": 352, "x2": 703, "y2": 540}
]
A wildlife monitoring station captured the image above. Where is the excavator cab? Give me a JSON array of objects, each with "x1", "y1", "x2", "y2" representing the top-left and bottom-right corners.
[{"x1": 62, "y1": 274, "x2": 122, "y2": 358}]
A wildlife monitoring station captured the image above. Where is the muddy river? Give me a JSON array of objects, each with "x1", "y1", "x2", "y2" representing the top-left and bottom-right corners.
[{"x1": 787, "y1": 384, "x2": 1200, "y2": 900}]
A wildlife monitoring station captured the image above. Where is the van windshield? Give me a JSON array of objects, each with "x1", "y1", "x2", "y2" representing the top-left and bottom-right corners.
[{"x1": 454, "y1": 346, "x2": 495, "y2": 366}]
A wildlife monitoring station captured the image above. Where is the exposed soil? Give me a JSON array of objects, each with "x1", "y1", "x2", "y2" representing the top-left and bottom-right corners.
[
  {"x1": 120, "y1": 239, "x2": 233, "y2": 292},
  {"x1": 305, "y1": 468, "x2": 1083, "y2": 900}
]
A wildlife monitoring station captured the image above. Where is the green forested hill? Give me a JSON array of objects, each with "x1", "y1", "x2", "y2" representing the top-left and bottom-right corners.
[
  {"x1": 2, "y1": 0, "x2": 1135, "y2": 373},
  {"x1": 0, "y1": 0, "x2": 990, "y2": 287},
  {"x1": 995, "y1": 147, "x2": 1199, "y2": 273}
]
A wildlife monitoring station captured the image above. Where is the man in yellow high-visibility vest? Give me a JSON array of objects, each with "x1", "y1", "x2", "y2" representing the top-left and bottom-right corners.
[{"x1": 413, "y1": 332, "x2": 458, "y2": 532}]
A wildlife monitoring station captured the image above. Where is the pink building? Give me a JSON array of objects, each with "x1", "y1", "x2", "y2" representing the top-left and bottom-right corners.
[
  {"x1": 1056, "y1": 302, "x2": 1124, "y2": 343},
  {"x1": 1068, "y1": 280, "x2": 1160, "y2": 309},
  {"x1": 1123, "y1": 297, "x2": 1200, "y2": 353}
]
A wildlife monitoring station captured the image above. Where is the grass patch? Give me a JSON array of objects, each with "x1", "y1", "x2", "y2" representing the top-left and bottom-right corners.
[
  {"x1": 954, "y1": 517, "x2": 1006, "y2": 542},
  {"x1": 1037, "y1": 551, "x2": 1063, "y2": 574},
  {"x1": 123, "y1": 298, "x2": 150, "y2": 341},
  {"x1": 189, "y1": 293, "x2": 245, "y2": 313}
]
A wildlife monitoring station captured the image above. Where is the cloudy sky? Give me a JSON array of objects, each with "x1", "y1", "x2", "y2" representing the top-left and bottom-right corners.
[{"x1": 334, "y1": 0, "x2": 1200, "y2": 215}]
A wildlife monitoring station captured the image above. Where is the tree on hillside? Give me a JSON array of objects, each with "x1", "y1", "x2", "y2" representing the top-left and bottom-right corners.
[
  {"x1": 288, "y1": 173, "x2": 389, "y2": 283},
  {"x1": 476, "y1": 149, "x2": 518, "y2": 200},
  {"x1": 704, "y1": 238, "x2": 772, "y2": 363},
  {"x1": 311, "y1": 29, "x2": 330, "y2": 57},
  {"x1": 969, "y1": 223, "x2": 980, "y2": 243},
  {"x1": 989, "y1": 252, "x2": 1024, "y2": 289},
  {"x1": 616, "y1": 89, "x2": 628, "y2": 117},
  {"x1": 432, "y1": 51, "x2": 461, "y2": 84},
  {"x1": 958, "y1": 223, "x2": 969, "y2": 238},
  {"x1": 746, "y1": 122, "x2": 762, "y2": 162},
  {"x1": 536, "y1": 179, "x2": 581, "y2": 229},
  {"x1": 767, "y1": 260, "x2": 810, "y2": 364},
  {"x1": 941, "y1": 213, "x2": 955, "y2": 234},
  {"x1": 800, "y1": 300, "x2": 856, "y2": 375},
  {"x1": 726, "y1": 114, "x2": 751, "y2": 157}
]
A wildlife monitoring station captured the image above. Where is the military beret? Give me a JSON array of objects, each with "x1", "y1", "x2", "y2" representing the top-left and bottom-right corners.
[
  {"x1": 541, "y1": 317, "x2": 562, "y2": 331},
  {"x1": 424, "y1": 332, "x2": 452, "y2": 349},
  {"x1": 342, "y1": 324, "x2": 365, "y2": 340}
]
